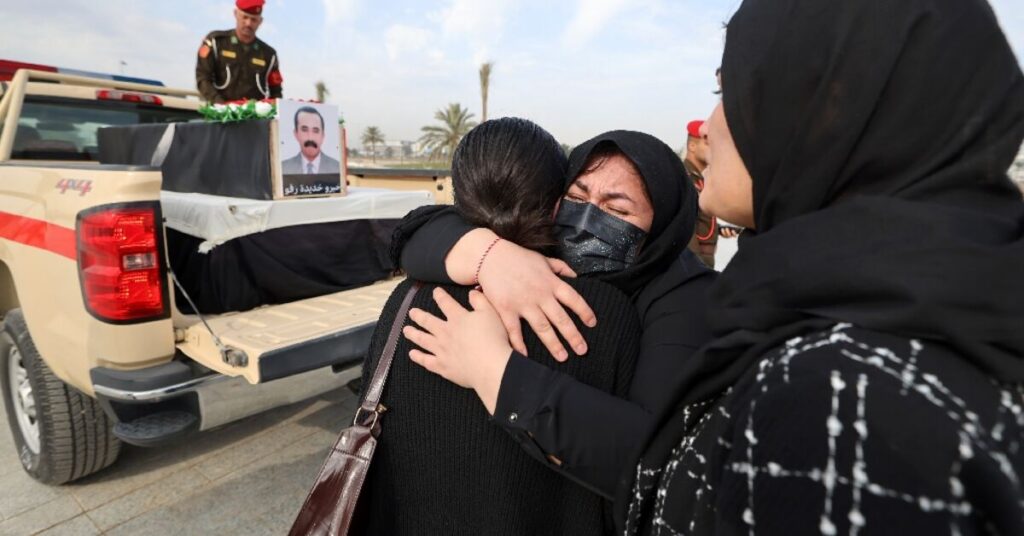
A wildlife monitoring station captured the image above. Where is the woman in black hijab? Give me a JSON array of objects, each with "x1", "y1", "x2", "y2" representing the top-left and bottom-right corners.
[
  {"x1": 618, "y1": 0, "x2": 1024, "y2": 533},
  {"x1": 353, "y1": 118, "x2": 644, "y2": 536},
  {"x1": 400, "y1": 130, "x2": 717, "y2": 498}
]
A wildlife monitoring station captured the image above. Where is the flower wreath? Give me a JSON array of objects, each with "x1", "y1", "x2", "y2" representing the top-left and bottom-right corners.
[{"x1": 198, "y1": 99, "x2": 277, "y2": 122}]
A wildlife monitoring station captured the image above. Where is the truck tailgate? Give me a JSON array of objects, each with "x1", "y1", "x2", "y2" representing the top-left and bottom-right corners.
[{"x1": 176, "y1": 278, "x2": 401, "y2": 383}]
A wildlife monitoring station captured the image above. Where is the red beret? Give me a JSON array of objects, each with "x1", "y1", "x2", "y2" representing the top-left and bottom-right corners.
[
  {"x1": 686, "y1": 120, "x2": 704, "y2": 138},
  {"x1": 236, "y1": 0, "x2": 264, "y2": 15}
]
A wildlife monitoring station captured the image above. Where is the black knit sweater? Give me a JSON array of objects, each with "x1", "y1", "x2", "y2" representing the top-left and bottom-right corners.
[{"x1": 357, "y1": 278, "x2": 641, "y2": 535}]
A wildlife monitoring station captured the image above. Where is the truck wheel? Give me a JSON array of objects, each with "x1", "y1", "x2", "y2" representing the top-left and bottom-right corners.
[{"x1": 0, "y1": 309, "x2": 121, "y2": 484}]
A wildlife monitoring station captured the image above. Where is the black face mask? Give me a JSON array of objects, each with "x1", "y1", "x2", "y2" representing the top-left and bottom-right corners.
[{"x1": 554, "y1": 200, "x2": 648, "y2": 275}]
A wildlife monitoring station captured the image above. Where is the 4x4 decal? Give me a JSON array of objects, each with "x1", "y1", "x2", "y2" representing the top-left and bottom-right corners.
[{"x1": 56, "y1": 179, "x2": 93, "y2": 196}]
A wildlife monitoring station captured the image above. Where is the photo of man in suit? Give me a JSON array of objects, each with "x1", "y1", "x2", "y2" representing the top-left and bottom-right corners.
[{"x1": 281, "y1": 106, "x2": 341, "y2": 175}]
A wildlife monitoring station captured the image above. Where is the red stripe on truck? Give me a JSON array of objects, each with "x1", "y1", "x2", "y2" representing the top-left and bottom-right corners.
[{"x1": 0, "y1": 212, "x2": 77, "y2": 260}]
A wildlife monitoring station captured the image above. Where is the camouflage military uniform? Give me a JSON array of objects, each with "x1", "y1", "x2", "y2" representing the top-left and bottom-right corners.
[
  {"x1": 684, "y1": 159, "x2": 718, "y2": 268},
  {"x1": 195, "y1": 30, "x2": 282, "y2": 103}
]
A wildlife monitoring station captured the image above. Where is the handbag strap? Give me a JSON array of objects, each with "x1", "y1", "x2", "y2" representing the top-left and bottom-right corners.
[{"x1": 354, "y1": 281, "x2": 421, "y2": 429}]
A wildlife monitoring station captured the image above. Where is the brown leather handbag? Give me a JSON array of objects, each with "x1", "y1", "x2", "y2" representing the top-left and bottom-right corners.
[{"x1": 288, "y1": 282, "x2": 421, "y2": 536}]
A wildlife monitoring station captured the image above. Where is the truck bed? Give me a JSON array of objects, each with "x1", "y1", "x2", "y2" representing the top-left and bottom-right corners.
[{"x1": 175, "y1": 277, "x2": 402, "y2": 384}]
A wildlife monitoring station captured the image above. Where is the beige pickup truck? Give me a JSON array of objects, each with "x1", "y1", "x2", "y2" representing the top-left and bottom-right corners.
[{"x1": 0, "y1": 66, "x2": 440, "y2": 484}]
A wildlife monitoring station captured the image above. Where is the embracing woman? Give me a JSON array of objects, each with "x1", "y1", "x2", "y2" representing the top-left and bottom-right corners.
[
  {"x1": 397, "y1": 130, "x2": 717, "y2": 498},
  {"x1": 407, "y1": 0, "x2": 1024, "y2": 533}
]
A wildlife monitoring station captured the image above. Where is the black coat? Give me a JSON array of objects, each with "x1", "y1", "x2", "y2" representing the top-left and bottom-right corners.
[
  {"x1": 359, "y1": 278, "x2": 641, "y2": 535},
  {"x1": 394, "y1": 206, "x2": 717, "y2": 497},
  {"x1": 622, "y1": 325, "x2": 1024, "y2": 535}
]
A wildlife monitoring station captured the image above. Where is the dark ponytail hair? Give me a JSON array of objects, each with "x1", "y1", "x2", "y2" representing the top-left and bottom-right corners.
[{"x1": 452, "y1": 117, "x2": 567, "y2": 251}]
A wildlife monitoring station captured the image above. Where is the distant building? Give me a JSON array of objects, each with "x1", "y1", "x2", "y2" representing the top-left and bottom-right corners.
[
  {"x1": 416, "y1": 142, "x2": 450, "y2": 160},
  {"x1": 362, "y1": 140, "x2": 418, "y2": 160}
]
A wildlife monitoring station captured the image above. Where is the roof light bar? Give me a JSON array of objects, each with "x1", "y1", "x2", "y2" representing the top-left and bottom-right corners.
[
  {"x1": 0, "y1": 59, "x2": 164, "y2": 86},
  {"x1": 96, "y1": 89, "x2": 164, "y2": 106}
]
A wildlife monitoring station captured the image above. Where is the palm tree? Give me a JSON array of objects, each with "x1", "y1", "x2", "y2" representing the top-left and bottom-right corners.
[
  {"x1": 314, "y1": 80, "x2": 330, "y2": 103},
  {"x1": 419, "y1": 103, "x2": 477, "y2": 163},
  {"x1": 479, "y1": 62, "x2": 494, "y2": 123},
  {"x1": 361, "y1": 126, "x2": 385, "y2": 162}
]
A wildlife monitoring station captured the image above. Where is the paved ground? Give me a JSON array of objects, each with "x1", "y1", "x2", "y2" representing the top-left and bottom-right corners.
[{"x1": 0, "y1": 378, "x2": 361, "y2": 535}]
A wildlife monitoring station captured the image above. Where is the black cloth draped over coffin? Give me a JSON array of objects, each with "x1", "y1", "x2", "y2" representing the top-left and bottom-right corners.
[
  {"x1": 99, "y1": 120, "x2": 275, "y2": 199},
  {"x1": 167, "y1": 220, "x2": 398, "y2": 315}
]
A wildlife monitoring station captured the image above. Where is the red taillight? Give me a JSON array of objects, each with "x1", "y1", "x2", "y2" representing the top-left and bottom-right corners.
[
  {"x1": 77, "y1": 205, "x2": 166, "y2": 322},
  {"x1": 95, "y1": 89, "x2": 163, "y2": 106}
]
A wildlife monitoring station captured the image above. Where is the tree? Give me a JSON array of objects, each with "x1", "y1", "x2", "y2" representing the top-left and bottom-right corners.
[
  {"x1": 361, "y1": 126, "x2": 385, "y2": 162},
  {"x1": 479, "y1": 62, "x2": 494, "y2": 123},
  {"x1": 419, "y1": 103, "x2": 477, "y2": 163},
  {"x1": 314, "y1": 80, "x2": 330, "y2": 103}
]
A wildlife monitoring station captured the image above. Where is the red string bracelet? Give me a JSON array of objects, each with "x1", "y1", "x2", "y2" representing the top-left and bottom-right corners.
[
  {"x1": 695, "y1": 216, "x2": 717, "y2": 241},
  {"x1": 474, "y1": 237, "x2": 503, "y2": 288}
]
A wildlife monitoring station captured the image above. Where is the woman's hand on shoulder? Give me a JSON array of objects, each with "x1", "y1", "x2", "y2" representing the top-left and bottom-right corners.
[
  {"x1": 477, "y1": 239, "x2": 597, "y2": 361},
  {"x1": 404, "y1": 288, "x2": 513, "y2": 414}
]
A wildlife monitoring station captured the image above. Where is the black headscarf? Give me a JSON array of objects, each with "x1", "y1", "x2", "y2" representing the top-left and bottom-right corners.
[
  {"x1": 615, "y1": 0, "x2": 1024, "y2": 528},
  {"x1": 670, "y1": 0, "x2": 1024, "y2": 418},
  {"x1": 564, "y1": 131, "x2": 702, "y2": 304}
]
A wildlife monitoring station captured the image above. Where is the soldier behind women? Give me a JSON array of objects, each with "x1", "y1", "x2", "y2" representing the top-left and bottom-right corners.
[
  {"x1": 195, "y1": 0, "x2": 283, "y2": 103},
  {"x1": 683, "y1": 120, "x2": 719, "y2": 267}
]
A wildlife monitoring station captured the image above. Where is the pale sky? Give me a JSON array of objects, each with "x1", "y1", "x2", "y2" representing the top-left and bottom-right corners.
[{"x1": 3, "y1": 0, "x2": 1023, "y2": 151}]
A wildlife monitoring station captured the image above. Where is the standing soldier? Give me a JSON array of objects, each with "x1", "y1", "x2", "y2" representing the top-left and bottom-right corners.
[
  {"x1": 683, "y1": 120, "x2": 719, "y2": 268},
  {"x1": 195, "y1": 0, "x2": 283, "y2": 104}
]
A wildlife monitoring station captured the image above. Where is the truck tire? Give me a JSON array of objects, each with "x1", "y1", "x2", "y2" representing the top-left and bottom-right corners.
[{"x1": 0, "y1": 309, "x2": 121, "y2": 484}]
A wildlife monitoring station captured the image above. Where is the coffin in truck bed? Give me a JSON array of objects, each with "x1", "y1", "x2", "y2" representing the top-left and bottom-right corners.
[{"x1": 161, "y1": 188, "x2": 432, "y2": 314}]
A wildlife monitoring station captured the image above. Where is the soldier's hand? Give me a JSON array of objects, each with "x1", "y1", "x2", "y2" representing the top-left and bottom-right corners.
[{"x1": 719, "y1": 226, "x2": 742, "y2": 238}]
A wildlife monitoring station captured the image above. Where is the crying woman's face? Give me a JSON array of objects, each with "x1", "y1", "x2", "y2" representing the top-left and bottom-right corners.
[{"x1": 562, "y1": 153, "x2": 654, "y2": 233}]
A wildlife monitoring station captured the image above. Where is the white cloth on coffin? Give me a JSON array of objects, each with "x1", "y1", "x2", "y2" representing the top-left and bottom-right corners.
[{"x1": 160, "y1": 187, "x2": 433, "y2": 253}]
